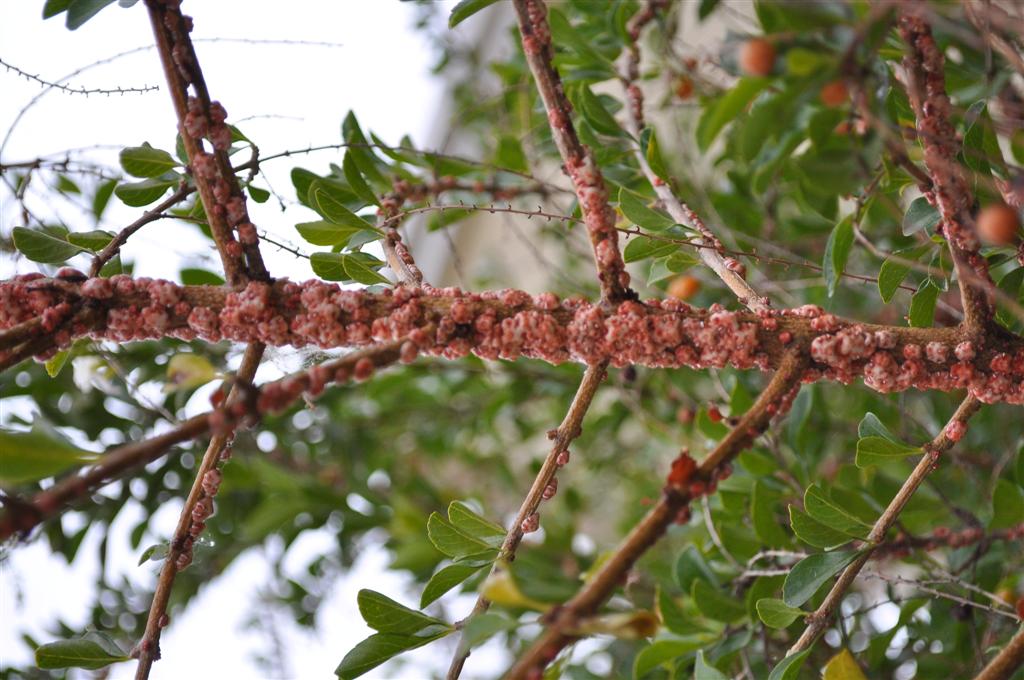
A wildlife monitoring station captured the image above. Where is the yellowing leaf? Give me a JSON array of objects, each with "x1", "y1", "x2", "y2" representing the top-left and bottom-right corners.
[
  {"x1": 165, "y1": 353, "x2": 218, "y2": 392},
  {"x1": 480, "y1": 569, "x2": 550, "y2": 612},
  {"x1": 822, "y1": 648, "x2": 868, "y2": 680}
]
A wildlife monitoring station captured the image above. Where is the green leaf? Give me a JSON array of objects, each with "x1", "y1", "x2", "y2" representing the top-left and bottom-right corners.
[
  {"x1": 310, "y1": 253, "x2": 389, "y2": 285},
  {"x1": 767, "y1": 650, "x2": 811, "y2": 680},
  {"x1": 619, "y1": 187, "x2": 675, "y2": 231},
  {"x1": 460, "y1": 612, "x2": 517, "y2": 648},
  {"x1": 119, "y1": 144, "x2": 178, "y2": 178},
  {"x1": 67, "y1": 230, "x2": 115, "y2": 252},
  {"x1": 296, "y1": 221, "x2": 366, "y2": 247},
  {"x1": 697, "y1": 78, "x2": 769, "y2": 151},
  {"x1": 357, "y1": 589, "x2": 449, "y2": 635},
  {"x1": 804, "y1": 485, "x2": 873, "y2": 538},
  {"x1": 420, "y1": 563, "x2": 486, "y2": 608},
  {"x1": 823, "y1": 216, "x2": 854, "y2": 297},
  {"x1": 1011, "y1": 129, "x2": 1024, "y2": 165},
  {"x1": 789, "y1": 506, "x2": 852, "y2": 550},
  {"x1": 856, "y1": 437, "x2": 920, "y2": 468},
  {"x1": 783, "y1": 550, "x2": 859, "y2": 607},
  {"x1": 12, "y1": 225, "x2": 84, "y2": 263},
  {"x1": 343, "y1": 252, "x2": 390, "y2": 286},
  {"x1": 138, "y1": 542, "x2": 169, "y2": 565},
  {"x1": 908, "y1": 280, "x2": 939, "y2": 328},
  {"x1": 335, "y1": 630, "x2": 450, "y2": 679},
  {"x1": 427, "y1": 513, "x2": 494, "y2": 559},
  {"x1": 624, "y1": 235, "x2": 676, "y2": 263},
  {"x1": 878, "y1": 257, "x2": 912, "y2": 303},
  {"x1": 694, "y1": 650, "x2": 729, "y2": 680},
  {"x1": 180, "y1": 268, "x2": 224, "y2": 286},
  {"x1": 65, "y1": 0, "x2": 116, "y2": 30},
  {"x1": 115, "y1": 176, "x2": 178, "y2": 207},
  {"x1": 962, "y1": 102, "x2": 1007, "y2": 179},
  {"x1": 902, "y1": 197, "x2": 940, "y2": 236},
  {"x1": 752, "y1": 480, "x2": 790, "y2": 547},
  {"x1": 311, "y1": 183, "x2": 378, "y2": 230},
  {"x1": 990, "y1": 478, "x2": 1024, "y2": 529},
  {"x1": 343, "y1": 152, "x2": 379, "y2": 207},
  {"x1": 676, "y1": 545, "x2": 718, "y2": 591},
  {"x1": 247, "y1": 185, "x2": 270, "y2": 203},
  {"x1": 756, "y1": 598, "x2": 804, "y2": 629},
  {"x1": 341, "y1": 111, "x2": 390, "y2": 190},
  {"x1": 496, "y1": 136, "x2": 529, "y2": 174},
  {"x1": 573, "y1": 84, "x2": 623, "y2": 137},
  {"x1": 692, "y1": 579, "x2": 746, "y2": 623},
  {"x1": 448, "y1": 0, "x2": 500, "y2": 27},
  {"x1": 447, "y1": 501, "x2": 505, "y2": 546},
  {"x1": 35, "y1": 632, "x2": 129, "y2": 670},
  {"x1": 0, "y1": 427, "x2": 100, "y2": 485},
  {"x1": 632, "y1": 639, "x2": 705, "y2": 679},
  {"x1": 43, "y1": 0, "x2": 73, "y2": 19}
]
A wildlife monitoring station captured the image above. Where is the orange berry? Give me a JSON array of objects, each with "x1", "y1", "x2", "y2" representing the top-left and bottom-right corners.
[
  {"x1": 667, "y1": 275, "x2": 701, "y2": 300},
  {"x1": 820, "y1": 80, "x2": 848, "y2": 108},
  {"x1": 739, "y1": 38, "x2": 775, "y2": 77},
  {"x1": 977, "y1": 203, "x2": 1021, "y2": 245},
  {"x1": 675, "y1": 76, "x2": 694, "y2": 100},
  {"x1": 1016, "y1": 596, "x2": 1024, "y2": 620}
]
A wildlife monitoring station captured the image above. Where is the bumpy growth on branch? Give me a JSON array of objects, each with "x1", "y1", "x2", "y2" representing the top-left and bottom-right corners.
[{"x1": 2, "y1": 1, "x2": 1024, "y2": 680}]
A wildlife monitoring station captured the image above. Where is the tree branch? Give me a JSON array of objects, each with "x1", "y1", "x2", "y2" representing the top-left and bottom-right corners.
[
  {"x1": 974, "y1": 626, "x2": 1024, "y2": 680},
  {"x1": 446, "y1": 362, "x2": 607, "y2": 679},
  {"x1": 512, "y1": 0, "x2": 633, "y2": 303},
  {"x1": 899, "y1": 9, "x2": 995, "y2": 333},
  {"x1": 0, "y1": 339, "x2": 408, "y2": 543},
  {"x1": 786, "y1": 394, "x2": 983, "y2": 656},
  {"x1": 504, "y1": 352, "x2": 805, "y2": 679},
  {"x1": 619, "y1": 1, "x2": 770, "y2": 313}
]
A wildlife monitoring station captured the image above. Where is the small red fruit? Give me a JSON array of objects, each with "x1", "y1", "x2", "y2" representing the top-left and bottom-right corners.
[
  {"x1": 820, "y1": 80, "x2": 848, "y2": 108},
  {"x1": 739, "y1": 38, "x2": 775, "y2": 77},
  {"x1": 667, "y1": 275, "x2": 701, "y2": 300},
  {"x1": 707, "y1": 405, "x2": 723, "y2": 422},
  {"x1": 976, "y1": 204, "x2": 1021, "y2": 245},
  {"x1": 674, "y1": 76, "x2": 694, "y2": 100}
]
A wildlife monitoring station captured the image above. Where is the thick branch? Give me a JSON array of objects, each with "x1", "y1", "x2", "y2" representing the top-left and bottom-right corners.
[
  {"x1": 786, "y1": 395, "x2": 983, "y2": 656},
  {"x1": 5, "y1": 276, "x2": 1024, "y2": 403},
  {"x1": 512, "y1": 0, "x2": 632, "y2": 303},
  {"x1": 899, "y1": 10, "x2": 995, "y2": 332},
  {"x1": 504, "y1": 352, "x2": 805, "y2": 679}
]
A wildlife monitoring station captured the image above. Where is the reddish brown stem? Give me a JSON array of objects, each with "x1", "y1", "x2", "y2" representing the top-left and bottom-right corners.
[
  {"x1": 974, "y1": 625, "x2": 1024, "y2": 680},
  {"x1": 899, "y1": 10, "x2": 995, "y2": 333},
  {"x1": 504, "y1": 352, "x2": 804, "y2": 679},
  {"x1": 512, "y1": 0, "x2": 632, "y2": 303},
  {"x1": 787, "y1": 395, "x2": 983, "y2": 656}
]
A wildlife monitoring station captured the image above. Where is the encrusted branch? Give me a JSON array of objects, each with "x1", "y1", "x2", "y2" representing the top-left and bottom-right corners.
[
  {"x1": 899, "y1": 9, "x2": 995, "y2": 333},
  {"x1": 144, "y1": 0, "x2": 268, "y2": 285},
  {"x1": 786, "y1": 395, "x2": 983, "y2": 656},
  {"x1": 135, "y1": 3, "x2": 273, "y2": 675},
  {"x1": 5, "y1": 276, "x2": 1024, "y2": 403},
  {"x1": 512, "y1": 0, "x2": 632, "y2": 303},
  {"x1": 0, "y1": 340, "x2": 407, "y2": 543},
  {"x1": 446, "y1": 363, "x2": 607, "y2": 679},
  {"x1": 620, "y1": 1, "x2": 770, "y2": 313},
  {"x1": 504, "y1": 352, "x2": 805, "y2": 679}
]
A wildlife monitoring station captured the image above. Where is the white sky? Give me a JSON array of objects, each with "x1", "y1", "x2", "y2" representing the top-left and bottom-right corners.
[{"x1": 0, "y1": 1, "x2": 515, "y2": 678}]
